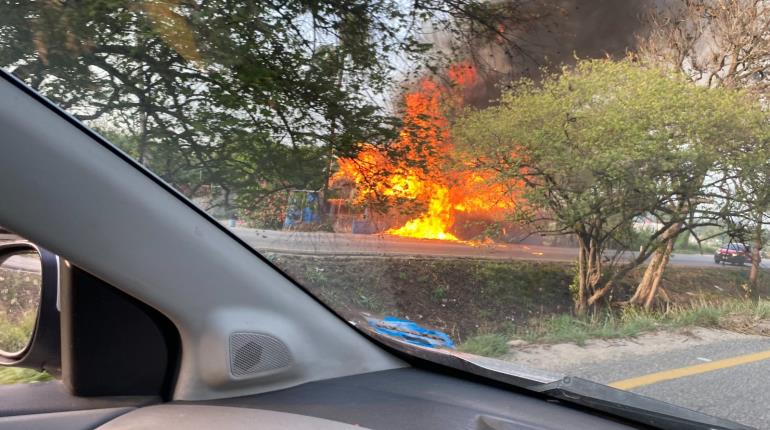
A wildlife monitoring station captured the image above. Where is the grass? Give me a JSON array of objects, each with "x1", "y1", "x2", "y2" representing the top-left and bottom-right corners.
[
  {"x1": 254, "y1": 254, "x2": 770, "y2": 357},
  {"x1": 517, "y1": 311, "x2": 659, "y2": 345},
  {"x1": 458, "y1": 333, "x2": 510, "y2": 357},
  {"x1": 0, "y1": 311, "x2": 36, "y2": 353},
  {"x1": 0, "y1": 314, "x2": 51, "y2": 385},
  {"x1": 0, "y1": 367, "x2": 52, "y2": 384},
  {"x1": 515, "y1": 299, "x2": 770, "y2": 346},
  {"x1": 0, "y1": 274, "x2": 51, "y2": 385},
  {"x1": 458, "y1": 299, "x2": 770, "y2": 356},
  {"x1": 270, "y1": 255, "x2": 576, "y2": 339}
]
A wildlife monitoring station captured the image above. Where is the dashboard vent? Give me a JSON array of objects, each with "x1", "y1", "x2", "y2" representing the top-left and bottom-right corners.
[{"x1": 229, "y1": 332, "x2": 292, "y2": 377}]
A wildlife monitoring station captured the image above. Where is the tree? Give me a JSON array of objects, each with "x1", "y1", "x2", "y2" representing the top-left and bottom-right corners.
[
  {"x1": 0, "y1": 0, "x2": 527, "y2": 220},
  {"x1": 631, "y1": 0, "x2": 770, "y2": 304},
  {"x1": 723, "y1": 141, "x2": 770, "y2": 299},
  {"x1": 454, "y1": 59, "x2": 766, "y2": 313},
  {"x1": 0, "y1": 0, "x2": 399, "y2": 211},
  {"x1": 639, "y1": 0, "x2": 770, "y2": 91}
]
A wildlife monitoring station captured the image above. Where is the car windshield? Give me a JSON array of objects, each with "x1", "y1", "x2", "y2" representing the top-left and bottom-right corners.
[{"x1": 4, "y1": 1, "x2": 770, "y2": 427}]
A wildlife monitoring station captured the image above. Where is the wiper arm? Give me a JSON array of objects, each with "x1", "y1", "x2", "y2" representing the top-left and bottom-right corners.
[
  {"x1": 534, "y1": 376, "x2": 754, "y2": 430},
  {"x1": 366, "y1": 328, "x2": 753, "y2": 429}
]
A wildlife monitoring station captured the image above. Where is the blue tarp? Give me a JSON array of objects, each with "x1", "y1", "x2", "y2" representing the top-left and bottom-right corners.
[
  {"x1": 283, "y1": 190, "x2": 321, "y2": 228},
  {"x1": 368, "y1": 316, "x2": 455, "y2": 349}
]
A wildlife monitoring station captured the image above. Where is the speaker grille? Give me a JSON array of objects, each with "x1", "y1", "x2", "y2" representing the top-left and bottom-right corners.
[{"x1": 229, "y1": 332, "x2": 292, "y2": 377}]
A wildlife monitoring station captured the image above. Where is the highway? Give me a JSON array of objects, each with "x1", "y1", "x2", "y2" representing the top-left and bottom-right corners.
[
  {"x1": 2, "y1": 227, "x2": 761, "y2": 268},
  {"x1": 231, "y1": 227, "x2": 764, "y2": 268},
  {"x1": 565, "y1": 334, "x2": 770, "y2": 429}
]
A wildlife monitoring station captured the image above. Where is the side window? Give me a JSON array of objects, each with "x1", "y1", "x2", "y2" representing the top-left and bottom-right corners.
[{"x1": 0, "y1": 227, "x2": 53, "y2": 385}]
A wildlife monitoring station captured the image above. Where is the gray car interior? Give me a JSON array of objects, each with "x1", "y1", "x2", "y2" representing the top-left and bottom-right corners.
[{"x1": 0, "y1": 72, "x2": 641, "y2": 429}]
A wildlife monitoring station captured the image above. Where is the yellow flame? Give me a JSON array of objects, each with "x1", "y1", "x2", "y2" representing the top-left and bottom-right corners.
[{"x1": 386, "y1": 186, "x2": 459, "y2": 241}]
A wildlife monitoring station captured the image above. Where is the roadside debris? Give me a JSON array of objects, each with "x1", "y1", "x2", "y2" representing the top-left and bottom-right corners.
[{"x1": 368, "y1": 316, "x2": 455, "y2": 349}]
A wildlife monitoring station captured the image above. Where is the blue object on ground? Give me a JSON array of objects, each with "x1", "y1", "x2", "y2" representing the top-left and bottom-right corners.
[
  {"x1": 283, "y1": 190, "x2": 321, "y2": 228},
  {"x1": 368, "y1": 316, "x2": 455, "y2": 349},
  {"x1": 302, "y1": 192, "x2": 321, "y2": 222}
]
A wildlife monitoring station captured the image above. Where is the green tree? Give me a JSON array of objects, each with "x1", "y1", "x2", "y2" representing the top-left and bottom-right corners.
[
  {"x1": 0, "y1": 0, "x2": 522, "y2": 220},
  {"x1": 454, "y1": 59, "x2": 766, "y2": 313},
  {"x1": 724, "y1": 144, "x2": 770, "y2": 299},
  {"x1": 639, "y1": 0, "x2": 770, "y2": 300}
]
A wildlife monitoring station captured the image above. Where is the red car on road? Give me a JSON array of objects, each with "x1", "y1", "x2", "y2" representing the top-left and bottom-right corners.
[{"x1": 714, "y1": 243, "x2": 755, "y2": 265}]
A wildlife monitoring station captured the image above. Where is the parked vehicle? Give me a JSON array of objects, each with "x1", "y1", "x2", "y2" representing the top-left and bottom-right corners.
[{"x1": 714, "y1": 243, "x2": 755, "y2": 265}]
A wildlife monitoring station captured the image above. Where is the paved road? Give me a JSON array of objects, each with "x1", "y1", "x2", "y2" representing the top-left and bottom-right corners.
[
  {"x1": 3, "y1": 227, "x2": 761, "y2": 269},
  {"x1": 1, "y1": 253, "x2": 41, "y2": 273},
  {"x1": 564, "y1": 338, "x2": 770, "y2": 429},
  {"x1": 232, "y1": 227, "x2": 765, "y2": 269}
]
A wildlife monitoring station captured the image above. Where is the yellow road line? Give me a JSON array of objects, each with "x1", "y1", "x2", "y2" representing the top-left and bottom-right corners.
[{"x1": 609, "y1": 349, "x2": 770, "y2": 390}]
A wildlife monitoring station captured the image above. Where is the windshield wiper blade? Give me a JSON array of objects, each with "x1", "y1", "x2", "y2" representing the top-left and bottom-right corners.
[
  {"x1": 366, "y1": 328, "x2": 753, "y2": 429},
  {"x1": 534, "y1": 376, "x2": 754, "y2": 430}
]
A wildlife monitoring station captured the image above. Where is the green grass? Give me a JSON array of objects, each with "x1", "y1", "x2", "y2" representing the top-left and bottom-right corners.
[
  {"x1": 0, "y1": 311, "x2": 36, "y2": 353},
  {"x1": 511, "y1": 299, "x2": 770, "y2": 346},
  {"x1": 458, "y1": 333, "x2": 510, "y2": 357},
  {"x1": 0, "y1": 367, "x2": 52, "y2": 384},
  {"x1": 0, "y1": 271, "x2": 52, "y2": 385}
]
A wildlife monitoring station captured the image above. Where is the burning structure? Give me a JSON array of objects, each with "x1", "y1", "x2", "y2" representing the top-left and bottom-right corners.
[{"x1": 332, "y1": 63, "x2": 519, "y2": 241}]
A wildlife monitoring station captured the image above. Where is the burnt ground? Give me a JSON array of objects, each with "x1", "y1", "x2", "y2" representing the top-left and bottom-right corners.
[{"x1": 266, "y1": 254, "x2": 770, "y2": 342}]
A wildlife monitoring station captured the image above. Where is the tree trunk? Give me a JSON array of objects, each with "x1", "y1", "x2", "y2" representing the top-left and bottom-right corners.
[
  {"x1": 320, "y1": 63, "x2": 345, "y2": 220},
  {"x1": 575, "y1": 238, "x2": 589, "y2": 316},
  {"x1": 575, "y1": 234, "x2": 602, "y2": 315},
  {"x1": 630, "y1": 222, "x2": 681, "y2": 308},
  {"x1": 321, "y1": 138, "x2": 335, "y2": 219},
  {"x1": 629, "y1": 251, "x2": 662, "y2": 304},
  {"x1": 137, "y1": 108, "x2": 149, "y2": 165},
  {"x1": 749, "y1": 223, "x2": 763, "y2": 301},
  {"x1": 643, "y1": 238, "x2": 674, "y2": 310},
  {"x1": 138, "y1": 65, "x2": 151, "y2": 165}
]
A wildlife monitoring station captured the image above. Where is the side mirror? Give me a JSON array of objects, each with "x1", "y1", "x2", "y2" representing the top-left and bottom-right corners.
[{"x1": 0, "y1": 241, "x2": 60, "y2": 375}]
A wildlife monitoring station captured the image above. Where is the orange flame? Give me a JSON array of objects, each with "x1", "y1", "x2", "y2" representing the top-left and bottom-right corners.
[
  {"x1": 389, "y1": 186, "x2": 459, "y2": 241},
  {"x1": 334, "y1": 62, "x2": 516, "y2": 241}
]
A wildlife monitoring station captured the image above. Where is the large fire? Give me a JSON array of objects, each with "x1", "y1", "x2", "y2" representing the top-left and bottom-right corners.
[{"x1": 334, "y1": 63, "x2": 516, "y2": 241}]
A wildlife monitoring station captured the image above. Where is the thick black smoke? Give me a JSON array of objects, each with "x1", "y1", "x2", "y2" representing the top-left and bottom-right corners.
[{"x1": 451, "y1": 0, "x2": 663, "y2": 107}]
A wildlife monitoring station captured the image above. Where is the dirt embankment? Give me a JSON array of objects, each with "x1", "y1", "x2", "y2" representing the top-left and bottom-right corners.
[
  {"x1": 267, "y1": 254, "x2": 769, "y2": 342},
  {"x1": 510, "y1": 327, "x2": 766, "y2": 373}
]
